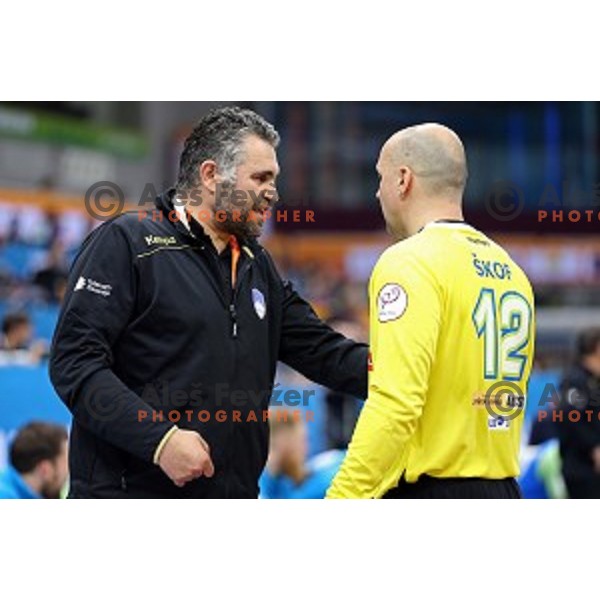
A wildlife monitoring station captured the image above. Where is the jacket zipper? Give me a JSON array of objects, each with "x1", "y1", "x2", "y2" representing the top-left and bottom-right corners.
[
  {"x1": 229, "y1": 260, "x2": 253, "y2": 338},
  {"x1": 229, "y1": 304, "x2": 238, "y2": 338},
  {"x1": 200, "y1": 244, "x2": 253, "y2": 339},
  {"x1": 226, "y1": 258, "x2": 253, "y2": 498}
]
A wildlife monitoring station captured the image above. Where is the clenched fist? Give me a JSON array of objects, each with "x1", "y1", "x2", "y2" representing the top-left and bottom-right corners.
[{"x1": 158, "y1": 429, "x2": 215, "y2": 487}]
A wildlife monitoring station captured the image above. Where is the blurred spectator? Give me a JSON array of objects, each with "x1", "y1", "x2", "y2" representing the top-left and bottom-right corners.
[
  {"x1": 0, "y1": 422, "x2": 68, "y2": 499},
  {"x1": 260, "y1": 410, "x2": 344, "y2": 499},
  {"x1": 556, "y1": 328, "x2": 600, "y2": 498},
  {"x1": 324, "y1": 317, "x2": 365, "y2": 449},
  {"x1": 32, "y1": 239, "x2": 69, "y2": 303},
  {"x1": 519, "y1": 439, "x2": 567, "y2": 499},
  {"x1": 0, "y1": 312, "x2": 47, "y2": 366},
  {"x1": 14, "y1": 207, "x2": 53, "y2": 246}
]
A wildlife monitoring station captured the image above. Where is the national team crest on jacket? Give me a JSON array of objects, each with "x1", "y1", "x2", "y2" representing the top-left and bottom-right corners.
[{"x1": 252, "y1": 288, "x2": 266, "y2": 319}]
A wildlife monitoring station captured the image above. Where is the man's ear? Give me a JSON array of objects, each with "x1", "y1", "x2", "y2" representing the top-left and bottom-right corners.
[
  {"x1": 397, "y1": 166, "x2": 413, "y2": 198},
  {"x1": 198, "y1": 160, "x2": 218, "y2": 193}
]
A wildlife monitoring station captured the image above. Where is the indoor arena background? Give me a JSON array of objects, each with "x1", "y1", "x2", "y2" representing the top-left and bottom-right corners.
[{"x1": 1, "y1": 101, "x2": 596, "y2": 498}]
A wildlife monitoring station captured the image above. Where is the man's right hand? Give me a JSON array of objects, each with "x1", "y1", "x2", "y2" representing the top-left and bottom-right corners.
[{"x1": 158, "y1": 429, "x2": 215, "y2": 487}]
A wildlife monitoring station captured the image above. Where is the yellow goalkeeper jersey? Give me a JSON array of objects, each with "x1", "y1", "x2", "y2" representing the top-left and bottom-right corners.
[{"x1": 327, "y1": 221, "x2": 535, "y2": 499}]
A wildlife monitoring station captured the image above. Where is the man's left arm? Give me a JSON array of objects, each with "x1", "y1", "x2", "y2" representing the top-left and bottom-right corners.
[
  {"x1": 278, "y1": 279, "x2": 368, "y2": 399},
  {"x1": 327, "y1": 253, "x2": 442, "y2": 498}
]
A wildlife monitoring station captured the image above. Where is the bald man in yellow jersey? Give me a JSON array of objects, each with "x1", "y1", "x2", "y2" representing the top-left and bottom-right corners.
[{"x1": 327, "y1": 124, "x2": 535, "y2": 499}]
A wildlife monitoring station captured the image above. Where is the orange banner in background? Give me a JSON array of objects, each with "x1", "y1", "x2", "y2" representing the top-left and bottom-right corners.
[{"x1": 0, "y1": 187, "x2": 88, "y2": 213}]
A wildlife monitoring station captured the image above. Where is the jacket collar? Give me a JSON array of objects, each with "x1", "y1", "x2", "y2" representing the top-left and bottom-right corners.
[{"x1": 155, "y1": 189, "x2": 263, "y2": 256}]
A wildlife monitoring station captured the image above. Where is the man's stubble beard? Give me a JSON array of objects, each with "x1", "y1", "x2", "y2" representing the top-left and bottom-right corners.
[
  {"x1": 216, "y1": 209, "x2": 263, "y2": 239},
  {"x1": 213, "y1": 192, "x2": 265, "y2": 240}
]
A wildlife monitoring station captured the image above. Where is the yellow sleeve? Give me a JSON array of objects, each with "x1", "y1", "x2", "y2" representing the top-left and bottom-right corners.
[{"x1": 326, "y1": 249, "x2": 442, "y2": 498}]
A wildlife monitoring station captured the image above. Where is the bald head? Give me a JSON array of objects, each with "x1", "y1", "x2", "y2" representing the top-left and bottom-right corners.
[{"x1": 383, "y1": 123, "x2": 468, "y2": 198}]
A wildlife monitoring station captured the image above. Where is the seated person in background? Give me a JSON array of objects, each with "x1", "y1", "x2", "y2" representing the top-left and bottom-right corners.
[
  {"x1": 519, "y1": 439, "x2": 566, "y2": 499},
  {"x1": 0, "y1": 422, "x2": 69, "y2": 499},
  {"x1": 556, "y1": 328, "x2": 600, "y2": 498},
  {"x1": 325, "y1": 317, "x2": 365, "y2": 450},
  {"x1": 0, "y1": 312, "x2": 47, "y2": 366},
  {"x1": 260, "y1": 410, "x2": 344, "y2": 499},
  {"x1": 32, "y1": 239, "x2": 69, "y2": 304}
]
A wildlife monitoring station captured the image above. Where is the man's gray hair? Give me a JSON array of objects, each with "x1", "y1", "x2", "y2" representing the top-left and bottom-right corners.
[{"x1": 176, "y1": 106, "x2": 280, "y2": 190}]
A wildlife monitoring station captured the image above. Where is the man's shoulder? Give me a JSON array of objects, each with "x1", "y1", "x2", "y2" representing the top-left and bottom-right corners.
[
  {"x1": 0, "y1": 486, "x2": 19, "y2": 499},
  {"x1": 110, "y1": 210, "x2": 177, "y2": 238},
  {"x1": 83, "y1": 211, "x2": 191, "y2": 256},
  {"x1": 374, "y1": 234, "x2": 440, "y2": 280},
  {"x1": 0, "y1": 470, "x2": 21, "y2": 499},
  {"x1": 561, "y1": 365, "x2": 591, "y2": 390}
]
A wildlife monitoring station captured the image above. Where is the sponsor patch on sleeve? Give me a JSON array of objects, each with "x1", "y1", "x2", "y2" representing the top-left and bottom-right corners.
[
  {"x1": 74, "y1": 276, "x2": 113, "y2": 298},
  {"x1": 377, "y1": 283, "x2": 408, "y2": 323}
]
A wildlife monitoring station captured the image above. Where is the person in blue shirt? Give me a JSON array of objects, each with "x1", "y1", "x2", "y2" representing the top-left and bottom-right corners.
[
  {"x1": 519, "y1": 439, "x2": 566, "y2": 499},
  {"x1": 0, "y1": 421, "x2": 68, "y2": 499},
  {"x1": 260, "y1": 411, "x2": 344, "y2": 499}
]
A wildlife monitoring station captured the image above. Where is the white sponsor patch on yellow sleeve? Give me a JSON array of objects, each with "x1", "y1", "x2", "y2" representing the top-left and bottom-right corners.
[{"x1": 377, "y1": 283, "x2": 408, "y2": 323}]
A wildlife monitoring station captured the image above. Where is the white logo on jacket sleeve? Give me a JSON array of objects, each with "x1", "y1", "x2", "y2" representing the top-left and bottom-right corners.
[
  {"x1": 74, "y1": 276, "x2": 87, "y2": 291},
  {"x1": 252, "y1": 288, "x2": 266, "y2": 319},
  {"x1": 74, "y1": 275, "x2": 112, "y2": 297},
  {"x1": 377, "y1": 283, "x2": 407, "y2": 322}
]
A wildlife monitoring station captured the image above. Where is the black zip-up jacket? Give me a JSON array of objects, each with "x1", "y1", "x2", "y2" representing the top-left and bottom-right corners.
[
  {"x1": 557, "y1": 364, "x2": 600, "y2": 491},
  {"x1": 49, "y1": 190, "x2": 368, "y2": 498}
]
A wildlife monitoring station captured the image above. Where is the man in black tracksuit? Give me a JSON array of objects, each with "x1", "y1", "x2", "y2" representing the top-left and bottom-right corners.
[
  {"x1": 50, "y1": 107, "x2": 368, "y2": 498},
  {"x1": 557, "y1": 329, "x2": 600, "y2": 498}
]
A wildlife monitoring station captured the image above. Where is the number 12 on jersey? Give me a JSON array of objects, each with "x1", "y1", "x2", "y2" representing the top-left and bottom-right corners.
[{"x1": 472, "y1": 288, "x2": 532, "y2": 381}]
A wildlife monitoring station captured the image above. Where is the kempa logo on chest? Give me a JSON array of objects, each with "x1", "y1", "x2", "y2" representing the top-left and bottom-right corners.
[{"x1": 144, "y1": 235, "x2": 178, "y2": 247}]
